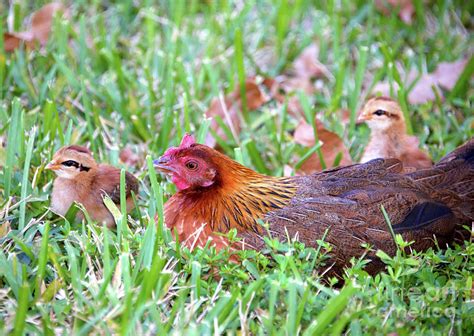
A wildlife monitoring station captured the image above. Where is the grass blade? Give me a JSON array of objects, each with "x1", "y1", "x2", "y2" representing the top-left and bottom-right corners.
[
  {"x1": 19, "y1": 127, "x2": 36, "y2": 230},
  {"x1": 303, "y1": 283, "x2": 357, "y2": 335},
  {"x1": 13, "y1": 282, "x2": 30, "y2": 336},
  {"x1": 3, "y1": 98, "x2": 23, "y2": 199}
]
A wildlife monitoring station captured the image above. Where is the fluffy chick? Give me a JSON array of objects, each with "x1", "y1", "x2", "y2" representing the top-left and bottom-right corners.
[
  {"x1": 358, "y1": 97, "x2": 432, "y2": 170},
  {"x1": 46, "y1": 145, "x2": 139, "y2": 227}
]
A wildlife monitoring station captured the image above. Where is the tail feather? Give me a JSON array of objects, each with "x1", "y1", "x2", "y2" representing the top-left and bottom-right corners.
[{"x1": 409, "y1": 138, "x2": 474, "y2": 221}]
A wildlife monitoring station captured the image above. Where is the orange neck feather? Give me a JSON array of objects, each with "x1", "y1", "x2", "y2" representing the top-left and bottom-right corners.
[{"x1": 164, "y1": 158, "x2": 297, "y2": 236}]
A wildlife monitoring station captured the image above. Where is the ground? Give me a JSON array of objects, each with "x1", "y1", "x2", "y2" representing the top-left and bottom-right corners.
[{"x1": 0, "y1": 1, "x2": 473, "y2": 334}]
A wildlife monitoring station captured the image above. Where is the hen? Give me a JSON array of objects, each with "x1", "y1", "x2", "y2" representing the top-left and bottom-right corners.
[
  {"x1": 358, "y1": 97, "x2": 432, "y2": 170},
  {"x1": 155, "y1": 135, "x2": 474, "y2": 275}
]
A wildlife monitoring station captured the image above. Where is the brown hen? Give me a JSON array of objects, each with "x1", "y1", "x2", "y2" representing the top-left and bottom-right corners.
[{"x1": 155, "y1": 135, "x2": 474, "y2": 275}]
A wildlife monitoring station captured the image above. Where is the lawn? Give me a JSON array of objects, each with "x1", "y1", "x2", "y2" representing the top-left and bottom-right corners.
[{"x1": 1, "y1": 0, "x2": 473, "y2": 334}]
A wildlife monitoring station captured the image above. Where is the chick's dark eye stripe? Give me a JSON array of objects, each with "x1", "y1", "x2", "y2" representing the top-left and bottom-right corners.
[
  {"x1": 62, "y1": 160, "x2": 79, "y2": 168},
  {"x1": 61, "y1": 160, "x2": 90, "y2": 171}
]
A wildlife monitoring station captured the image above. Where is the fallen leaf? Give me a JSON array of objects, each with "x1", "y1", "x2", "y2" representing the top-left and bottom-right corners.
[
  {"x1": 31, "y1": 3, "x2": 65, "y2": 44},
  {"x1": 371, "y1": 58, "x2": 469, "y2": 104},
  {"x1": 253, "y1": 46, "x2": 278, "y2": 73},
  {"x1": 4, "y1": 32, "x2": 35, "y2": 51},
  {"x1": 0, "y1": 221, "x2": 10, "y2": 238},
  {"x1": 433, "y1": 58, "x2": 469, "y2": 90},
  {"x1": 292, "y1": 43, "x2": 331, "y2": 80},
  {"x1": 272, "y1": 77, "x2": 317, "y2": 118},
  {"x1": 283, "y1": 164, "x2": 294, "y2": 177},
  {"x1": 243, "y1": 80, "x2": 271, "y2": 110},
  {"x1": 375, "y1": 0, "x2": 415, "y2": 24},
  {"x1": 119, "y1": 147, "x2": 141, "y2": 167},
  {"x1": 205, "y1": 44, "x2": 331, "y2": 146},
  {"x1": 407, "y1": 74, "x2": 440, "y2": 105},
  {"x1": 338, "y1": 109, "x2": 351, "y2": 125},
  {"x1": 3, "y1": 2, "x2": 65, "y2": 52},
  {"x1": 205, "y1": 77, "x2": 271, "y2": 147},
  {"x1": 205, "y1": 43, "x2": 331, "y2": 142},
  {"x1": 294, "y1": 118, "x2": 352, "y2": 174},
  {"x1": 294, "y1": 119, "x2": 322, "y2": 147},
  {"x1": 372, "y1": 79, "x2": 440, "y2": 105},
  {"x1": 276, "y1": 43, "x2": 331, "y2": 117},
  {"x1": 279, "y1": 76, "x2": 315, "y2": 95}
]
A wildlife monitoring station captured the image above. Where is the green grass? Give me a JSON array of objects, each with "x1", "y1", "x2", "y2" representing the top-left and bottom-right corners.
[{"x1": 1, "y1": 0, "x2": 473, "y2": 334}]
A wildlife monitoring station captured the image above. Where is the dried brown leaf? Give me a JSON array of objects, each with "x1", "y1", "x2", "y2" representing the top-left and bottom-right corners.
[
  {"x1": 280, "y1": 76, "x2": 315, "y2": 95},
  {"x1": 375, "y1": 0, "x2": 415, "y2": 24},
  {"x1": 3, "y1": 32, "x2": 35, "y2": 51},
  {"x1": 3, "y1": 2, "x2": 65, "y2": 52},
  {"x1": 294, "y1": 118, "x2": 352, "y2": 174},
  {"x1": 205, "y1": 99, "x2": 240, "y2": 148},
  {"x1": 283, "y1": 164, "x2": 294, "y2": 177},
  {"x1": 292, "y1": 43, "x2": 331, "y2": 79},
  {"x1": 119, "y1": 147, "x2": 141, "y2": 167},
  {"x1": 0, "y1": 221, "x2": 11, "y2": 238},
  {"x1": 408, "y1": 74, "x2": 440, "y2": 104},
  {"x1": 433, "y1": 58, "x2": 469, "y2": 90},
  {"x1": 205, "y1": 77, "x2": 271, "y2": 147},
  {"x1": 273, "y1": 77, "x2": 316, "y2": 118},
  {"x1": 31, "y1": 2, "x2": 65, "y2": 44},
  {"x1": 243, "y1": 80, "x2": 271, "y2": 110},
  {"x1": 274, "y1": 43, "x2": 330, "y2": 117},
  {"x1": 372, "y1": 58, "x2": 469, "y2": 104},
  {"x1": 339, "y1": 109, "x2": 351, "y2": 125}
]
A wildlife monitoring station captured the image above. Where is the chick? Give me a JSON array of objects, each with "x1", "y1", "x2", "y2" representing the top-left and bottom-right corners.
[
  {"x1": 357, "y1": 97, "x2": 432, "y2": 170},
  {"x1": 46, "y1": 145, "x2": 139, "y2": 227}
]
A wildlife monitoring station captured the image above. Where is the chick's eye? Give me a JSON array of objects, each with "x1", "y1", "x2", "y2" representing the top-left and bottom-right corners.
[
  {"x1": 373, "y1": 109, "x2": 385, "y2": 116},
  {"x1": 185, "y1": 161, "x2": 198, "y2": 170},
  {"x1": 62, "y1": 160, "x2": 79, "y2": 168}
]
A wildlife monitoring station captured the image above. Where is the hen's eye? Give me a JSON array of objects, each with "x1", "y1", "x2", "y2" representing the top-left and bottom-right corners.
[
  {"x1": 185, "y1": 161, "x2": 198, "y2": 170},
  {"x1": 373, "y1": 109, "x2": 386, "y2": 116},
  {"x1": 62, "y1": 160, "x2": 79, "y2": 168}
]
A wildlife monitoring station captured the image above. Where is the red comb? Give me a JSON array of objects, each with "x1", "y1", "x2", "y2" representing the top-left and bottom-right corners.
[
  {"x1": 162, "y1": 134, "x2": 196, "y2": 157},
  {"x1": 179, "y1": 133, "x2": 196, "y2": 148}
]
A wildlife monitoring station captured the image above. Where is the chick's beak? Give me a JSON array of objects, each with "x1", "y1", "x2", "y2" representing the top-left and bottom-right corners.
[
  {"x1": 153, "y1": 156, "x2": 175, "y2": 173},
  {"x1": 356, "y1": 113, "x2": 369, "y2": 125},
  {"x1": 45, "y1": 162, "x2": 60, "y2": 170}
]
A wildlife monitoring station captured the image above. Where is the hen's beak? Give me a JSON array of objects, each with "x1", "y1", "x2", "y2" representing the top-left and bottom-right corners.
[
  {"x1": 153, "y1": 156, "x2": 175, "y2": 173},
  {"x1": 45, "y1": 162, "x2": 60, "y2": 170}
]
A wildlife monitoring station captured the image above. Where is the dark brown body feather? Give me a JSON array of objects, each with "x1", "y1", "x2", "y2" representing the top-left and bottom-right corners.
[{"x1": 164, "y1": 139, "x2": 474, "y2": 274}]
